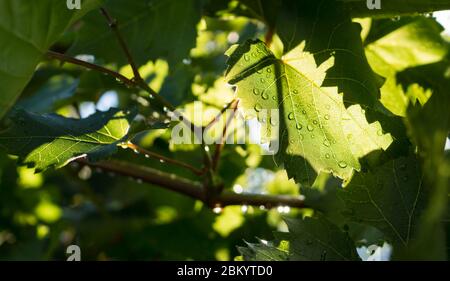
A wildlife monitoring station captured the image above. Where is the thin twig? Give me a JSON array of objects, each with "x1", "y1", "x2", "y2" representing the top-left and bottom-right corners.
[
  {"x1": 204, "y1": 99, "x2": 236, "y2": 129},
  {"x1": 126, "y1": 142, "x2": 204, "y2": 176},
  {"x1": 212, "y1": 99, "x2": 240, "y2": 171},
  {"x1": 99, "y1": 7, "x2": 205, "y2": 143},
  {"x1": 99, "y1": 7, "x2": 178, "y2": 113},
  {"x1": 76, "y1": 159, "x2": 306, "y2": 209},
  {"x1": 100, "y1": 8, "x2": 141, "y2": 80},
  {"x1": 46, "y1": 51, "x2": 135, "y2": 87}
]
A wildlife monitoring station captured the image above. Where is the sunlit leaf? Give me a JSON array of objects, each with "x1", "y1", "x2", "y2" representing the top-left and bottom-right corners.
[
  {"x1": 225, "y1": 40, "x2": 393, "y2": 185},
  {"x1": 0, "y1": 108, "x2": 136, "y2": 171}
]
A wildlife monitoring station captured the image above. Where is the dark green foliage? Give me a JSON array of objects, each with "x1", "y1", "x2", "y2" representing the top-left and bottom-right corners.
[{"x1": 0, "y1": 0, "x2": 448, "y2": 261}]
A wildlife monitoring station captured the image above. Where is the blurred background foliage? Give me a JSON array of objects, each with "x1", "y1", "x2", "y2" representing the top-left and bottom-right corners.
[{"x1": 0, "y1": 0, "x2": 449, "y2": 260}]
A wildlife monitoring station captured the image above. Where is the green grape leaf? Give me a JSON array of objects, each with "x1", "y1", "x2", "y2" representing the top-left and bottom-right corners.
[
  {"x1": 225, "y1": 40, "x2": 393, "y2": 185},
  {"x1": 365, "y1": 17, "x2": 449, "y2": 116},
  {"x1": 339, "y1": 156, "x2": 428, "y2": 248},
  {"x1": 276, "y1": 216, "x2": 361, "y2": 261},
  {"x1": 0, "y1": 0, "x2": 103, "y2": 119},
  {"x1": 397, "y1": 62, "x2": 450, "y2": 260},
  {"x1": 238, "y1": 240, "x2": 288, "y2": 261},
  {"x1": 17, "y1": 75, "x2": 79, "y2": 113},
  {"x1": 276, "y1": 0, "x2": 384, "y2": 108},
  {"x1": 70, "y1": 0, "x2": 203, "y2": 68},
  {"x1": 400, "y1": 62, "x2": 450, "y2": 156},
  {"x1": 0, "y1": 108, "x2": 136, "y2": 172}
]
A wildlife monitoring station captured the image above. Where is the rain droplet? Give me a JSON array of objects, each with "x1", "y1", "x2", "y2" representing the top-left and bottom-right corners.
[
  {"x1": 313, "y1": 120, "x2": 318, "y2": 125},
  {"x1": 321, "y1": 250, "x2": 327, "y2": 261},
  {"x1": 270, "y1": 117, "x2": 278, "y2": 126},
  {"x1": 272, "y1": 96, "x2": 276, "y2": 101},
  {"x1": 256, "y1": 69, "x2": 263, "y2": 74},
  {"x1": 260, "y1": 78, "x2": 265, "y2": 83},
  {"x1": 324, "y1": 114, "x2": 330, "y2": 120},
  {"x1": 296, "y1": 123, "x2": 303, "y2": 130},
  {"x1": 325, "y1": 153, "x2": 331, "y2": 159},
  {"x1": 307, "y1": 124, "x2": 314, "y2": 131},
  {"x1": 159, "y1": 159, "x2": 165, "y2": 163},
  {"x1": 288, "y1": 112, "x2": 295, "y2": 120},
  {"x1": 266, "y1": 68, "x2": 272, "y2": 73},
  {"x1": 323, "y1": 140, "x2": 330, "y2": 147},
  {"x1": 302, "y1": 110, "x2": 307, "y2": 115},
  {"x1": 311, "y1": 134, "x2": 315, "y2": 139},
  {"x1": 261, "y1": 92, "x2": 269, "y2": 100},
  {"x1": 292, "y1": 89, "x2": 298, "y2": 95},
  {"x1": 254, "y1": 104, "x2": 262, "y2": 112},
  {"x1": 253, "y1": 88, "x2": 260, "y2": 95},
  {"x1": 338, "y1": 161, "x2": 348, "y2": 168},
  {"x1": 244, "y1": 54, "x2": 250, "y2": 61}
]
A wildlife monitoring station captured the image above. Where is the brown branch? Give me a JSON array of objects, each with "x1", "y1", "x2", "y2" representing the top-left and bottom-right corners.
[
  {"x1": 46, "y1": 51, "x2": 135, "y2": 88},
  {"x1": 218, "y1": 192, "x2": 305, "y2": 209},
  {"x1": 78, "y1": 159, "x2": 205, "y2": 199},
  {"x1": 264, "y1": 26, "x2": 275, "y2": 47},
  {"x1": 100, "y1": 8, "x2": 141, "y2": 80},
  {"x1": 204, "y1": 99, "x2": 236, "y2": 129},
  {"x1": 76, "y1": 159, "x2": 306, "y2": 209},
  {"x1": 126, "y1": 142, "x2": 205, "y2": 176},
  {"x1": 212, "y1": 99, "x2": 240, "y2": 171}
]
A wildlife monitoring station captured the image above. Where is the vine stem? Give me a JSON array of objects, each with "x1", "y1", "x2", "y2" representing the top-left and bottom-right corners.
[
  {"x1": 125, "y1": 142, "x2": 205, "y2": 175},
  {"x1": 46, "y1": 51, "x2": 134, "y2": 87},
  {"x1": 76, "y1": 159, "x2": 306, "y2": 209},
  {"x1": 100, "y1": 8, "x2": 141, "y2": 80},
  {"x1": 212, "y1": 99, "x2": 240, "y2": 171}
]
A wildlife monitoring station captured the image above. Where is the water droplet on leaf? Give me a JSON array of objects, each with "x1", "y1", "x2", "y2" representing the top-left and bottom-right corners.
[{"x1": 288, "y1": 112, "x2": 295, "y2": 120}]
